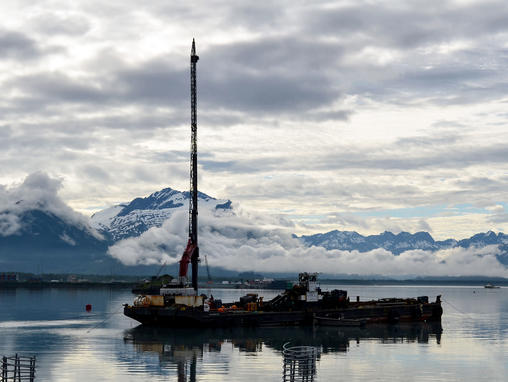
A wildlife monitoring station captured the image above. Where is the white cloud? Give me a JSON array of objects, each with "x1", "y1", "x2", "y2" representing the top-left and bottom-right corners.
[
  {"x1": 108, "y1": 207, "x2": 508, "y2": 277},
  {"x1": 0, "y1": 172, "x2": 100, "y2": 238}
]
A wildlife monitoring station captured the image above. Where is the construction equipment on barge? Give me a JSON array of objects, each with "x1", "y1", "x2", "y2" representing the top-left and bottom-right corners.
[{"x1": 123, "y1": 40, "x2": 443, "y2": 328}]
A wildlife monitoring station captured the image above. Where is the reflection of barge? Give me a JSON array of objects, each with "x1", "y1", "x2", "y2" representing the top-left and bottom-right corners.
[
  {"x1": 124, "y1": 322, "x2": 443, "y2": 355},
  {"x1": 123, "y1": 323, "x2": 442, "y2": 382},
  {"x1": 123, "y1": 40, "x2": 443, "y2": 328}
]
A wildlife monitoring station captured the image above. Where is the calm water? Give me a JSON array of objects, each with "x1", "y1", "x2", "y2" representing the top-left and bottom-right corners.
[{"x1": 0, "y1": 285, "x2": 506, "y2": 381}]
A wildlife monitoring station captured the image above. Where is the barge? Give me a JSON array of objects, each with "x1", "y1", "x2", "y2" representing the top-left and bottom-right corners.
[
  {"x1": 123, "y1": 40, "x2": 443, "y2": 328},
  {"x1": 124, "y1": 272, "x2": 442, "y2": 327}
]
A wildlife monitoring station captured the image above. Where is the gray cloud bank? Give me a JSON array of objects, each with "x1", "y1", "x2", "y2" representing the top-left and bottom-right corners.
[{"x1": 108, "y1": 207, "x2": 508, "y2": 277}]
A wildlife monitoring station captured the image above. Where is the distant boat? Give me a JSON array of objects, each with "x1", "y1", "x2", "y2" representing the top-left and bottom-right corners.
[{"x1": 484, "y1": 283, "x2": 501, "y2": 289}]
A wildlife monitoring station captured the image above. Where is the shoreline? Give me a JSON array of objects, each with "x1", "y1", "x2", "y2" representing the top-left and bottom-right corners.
[{"x1": 1, "y1": 278, "x2": 506, "y2": 290}]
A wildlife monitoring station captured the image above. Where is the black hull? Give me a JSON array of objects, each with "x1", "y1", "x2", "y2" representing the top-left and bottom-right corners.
[{"x1": 124, "y1": 301, "x2": 442, "y2": 328}]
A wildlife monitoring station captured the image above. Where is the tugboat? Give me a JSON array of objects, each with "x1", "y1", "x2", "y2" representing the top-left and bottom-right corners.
[{"x1": 123, "y1": 40, "x2": 443, "y2": 328}]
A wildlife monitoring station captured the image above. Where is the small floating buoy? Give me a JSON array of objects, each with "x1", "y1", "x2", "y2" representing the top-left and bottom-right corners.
[{"x1": 86, "y1": 304, "x2": 92, "y2": 312}]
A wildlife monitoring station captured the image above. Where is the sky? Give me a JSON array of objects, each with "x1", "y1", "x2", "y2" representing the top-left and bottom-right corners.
[{"x1": 1, "y1": 0, "x2": 508, "y2": 241}]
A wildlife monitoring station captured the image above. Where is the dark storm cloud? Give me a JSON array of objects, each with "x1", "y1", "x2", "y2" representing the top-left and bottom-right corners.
[
  {"x1": 199, "y1": 38, "x2": 344, "y2": 113},
  {"x1": 107, "y1": 37, "x2": 345, "y2": 114},
  {"x1": 202, "y1": 71, "x2": 337, "y2": 112},
  {"x1": 116, "y1": 62, "x2": 188, "y2": 105},
  {"x1": 5, "y1": 36, "x2": 345, "y2": 118},
  {"x1": 205, "y1": 38, "x2": 345, "y2": 72},
  {"x1": 0, "y1": 30, "x2": 42, "y2": 60}
]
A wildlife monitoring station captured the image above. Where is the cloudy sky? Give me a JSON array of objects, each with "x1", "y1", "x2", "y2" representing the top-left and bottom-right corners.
[{"x1": 1, "y1": 0, "x2": 507, "y2": 240}]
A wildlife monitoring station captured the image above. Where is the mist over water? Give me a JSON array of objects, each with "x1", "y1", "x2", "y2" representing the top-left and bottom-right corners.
[{"x1": 0, "y1": 285, "x2": 506, "y2": 381}]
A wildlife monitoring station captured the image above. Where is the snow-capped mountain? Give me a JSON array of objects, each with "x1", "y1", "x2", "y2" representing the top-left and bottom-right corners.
[
  {"x1": 299, "y1": 230, "x2": 457, "y2": 254},
  {"x1": 300, "y1": 230, "x2": 508, "y2": 264},
  {"x1": 91, "y1": 187, "x2": 232, "y2": 242}
]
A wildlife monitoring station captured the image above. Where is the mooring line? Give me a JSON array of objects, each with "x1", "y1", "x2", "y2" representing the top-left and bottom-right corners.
[
  {"x1": 85, "y1": 308, "x2": 124, "y2": 333},
  {"x1": 441, "y1": 299, "x2": 476, "y2": 320}
]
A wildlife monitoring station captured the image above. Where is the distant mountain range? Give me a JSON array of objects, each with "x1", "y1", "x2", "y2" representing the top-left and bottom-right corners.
[
  {"x1": 300, "y1": 230, "x2": 508, "y2": 265},
  {"x1": 0, "y1": 186, "x2": 506, "y2": 274}
]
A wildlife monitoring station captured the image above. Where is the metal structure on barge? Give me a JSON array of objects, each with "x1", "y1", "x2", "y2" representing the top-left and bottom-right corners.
[{"x1": 123, "y1": 40, "x2": 443, "y2": 328}]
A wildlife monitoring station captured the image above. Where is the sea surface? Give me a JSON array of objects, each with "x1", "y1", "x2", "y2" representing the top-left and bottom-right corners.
[{"x1": 0, "y1": 284, "x2": 506, "y2": 381}]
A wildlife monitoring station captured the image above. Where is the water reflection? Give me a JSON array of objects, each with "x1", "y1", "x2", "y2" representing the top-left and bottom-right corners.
[
  {"x1": 123, "y1": 323, "x2": 442, "y2": 381},
  {"x1": 4, "y1": 286, "x2": 504, "y2": 381}
]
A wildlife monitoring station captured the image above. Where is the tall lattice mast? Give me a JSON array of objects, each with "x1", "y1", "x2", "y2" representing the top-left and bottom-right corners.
[
  {"x1": 189, "y1": 39, "x2": 199, "y2": 291},
  {"x1": 177, "y1": 40, "x2": 201, "y2": 291}
]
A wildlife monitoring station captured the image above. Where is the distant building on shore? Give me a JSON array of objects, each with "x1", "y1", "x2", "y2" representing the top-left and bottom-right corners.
[{"x1": 0, "y1": 273, "x2": 19, "y2": 282}]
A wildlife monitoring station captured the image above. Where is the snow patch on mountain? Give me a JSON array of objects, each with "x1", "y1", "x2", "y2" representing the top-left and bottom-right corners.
[
  {"x1": 90, "y1": 205, "x2": 126, "y2": 231},
  {"x1": 91, "y1": 187, "x2": 232, "y2": 242}
]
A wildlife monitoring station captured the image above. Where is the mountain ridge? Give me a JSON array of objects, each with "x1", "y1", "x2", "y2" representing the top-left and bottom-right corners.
[{"x1": 300, "y1": 229, "x2": 508, "y2": 264}]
